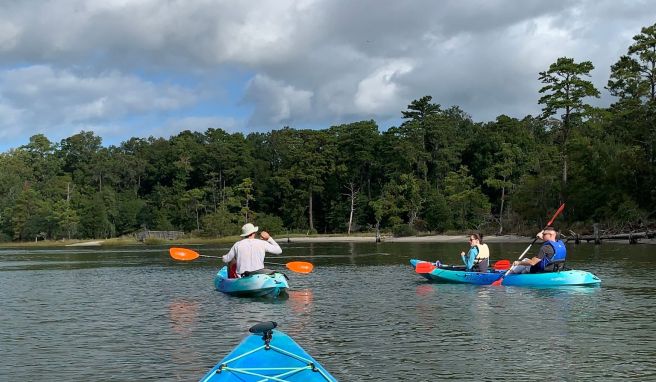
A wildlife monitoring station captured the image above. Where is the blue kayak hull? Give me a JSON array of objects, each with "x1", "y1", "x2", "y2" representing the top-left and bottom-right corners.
[
  {"x1": 214, "y1": 267, "x2": 289, "y2": 297},
  {"x1": 410, "y1": 259, "x2": 601, "y2": 286},
  {"x1": 200, "y1": 329, "x2": 337, "y2": 382}
]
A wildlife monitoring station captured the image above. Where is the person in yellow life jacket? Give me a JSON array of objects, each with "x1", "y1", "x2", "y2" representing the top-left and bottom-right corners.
[{"x1": 460, "y1": 234, "x2": 490, "y2": 272}]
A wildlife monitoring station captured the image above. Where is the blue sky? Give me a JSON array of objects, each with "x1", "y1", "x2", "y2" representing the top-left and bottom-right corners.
[{"x1": 0, "y1": 0, "x2": 654, "y2": 152}]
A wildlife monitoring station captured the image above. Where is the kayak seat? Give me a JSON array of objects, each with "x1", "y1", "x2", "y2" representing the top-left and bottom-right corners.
[
  {"x1": 249, "y1": 321, "x2": 278, "y2": 346},
  {"x1": 551, "y1": 260, "x2": 566, "y2": 272},
  {"x1": 473, "y1": 258, "x2": 489, "y2": 273},
  {"x1": 228, "y1": 263, "x2": 238, "y2": 279},
  {"x1": 249, "y1": 321, "x2": 278, "y2": 334},
  {"x1": 241, "y1": 268, "x2": 277, "y2": 277}
]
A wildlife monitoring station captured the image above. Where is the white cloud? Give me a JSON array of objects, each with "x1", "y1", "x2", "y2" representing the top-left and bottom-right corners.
[
  {"x1": 244, "y1": 74, "x2": 313, "y2": 126},
  {"x1": 354, "y1": 60, "x2": 414, "y2": 115},
  {"x1": 0, "y1": 0, "x2": 655, "y2": 148},
  {"x1": 0, "y1": 65, "x2": 196, "y2": 141}
]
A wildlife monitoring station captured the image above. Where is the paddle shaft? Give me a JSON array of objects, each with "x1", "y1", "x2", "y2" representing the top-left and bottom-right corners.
[
  {"x1": 199, "y1": 255, "x2": 303, "y2": 271},
  {"x1": 198, "y1": 254, "x2": 222, "y2": 259},
  {"x1": 199, "y1": 255, "x2": 285, "y2": 267}
]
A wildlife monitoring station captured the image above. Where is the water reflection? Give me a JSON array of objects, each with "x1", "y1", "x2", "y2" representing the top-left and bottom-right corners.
[
  {"x1": 169, "y1": 299, "x2": 199, "y2": 336},
  {"x1": 287, "y1": 288, "x2": 313, "y2": 314}
]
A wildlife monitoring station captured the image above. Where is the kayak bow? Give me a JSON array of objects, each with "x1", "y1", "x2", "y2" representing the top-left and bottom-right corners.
[{"x1": 200, "y1": 321, "x2": 337, "y2": 382}]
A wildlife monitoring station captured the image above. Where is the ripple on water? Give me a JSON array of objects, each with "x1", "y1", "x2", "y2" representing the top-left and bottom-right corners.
[{"x1": 1, "y1": 244, "x2": 655, "y2": 381}]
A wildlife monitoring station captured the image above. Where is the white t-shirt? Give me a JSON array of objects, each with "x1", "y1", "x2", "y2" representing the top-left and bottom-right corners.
[{"x1": 222, "y1": 237, "x2": 282, "y2": 276}]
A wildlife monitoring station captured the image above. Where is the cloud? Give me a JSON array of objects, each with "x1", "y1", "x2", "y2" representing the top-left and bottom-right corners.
[
  {"x1": 0, "y1": 65, "x2": 196, "y2": 141},
  {"x1": 243, "y1": 74, "x2": 313, "y2": 127},
  {"x1": 354, "y1": 60, "x2": 414, "y2": 115},
  {"x1": 0, "y1": 0, "x2": 655, "y2": 150}
]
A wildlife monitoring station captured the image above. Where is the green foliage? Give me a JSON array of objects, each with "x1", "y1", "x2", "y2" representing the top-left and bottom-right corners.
[
  {"x1": 423, "y1": 189, "x2": 450, "y2": 232},
  {"x1": 201, "y1": 209, "x2": 239, "y2": 237},
  {"x1": 392, "y1": 224, "x2": 416, "y2": 237},
  {"x1": 3, "y1": 23, "x2": 656, "y2": 241},
  {"x1": 254, "y1": 214, "x2": 285, "y2": 235},
  {"x1": 444, "y1": 167, "x2": 491, "y2": 230}
]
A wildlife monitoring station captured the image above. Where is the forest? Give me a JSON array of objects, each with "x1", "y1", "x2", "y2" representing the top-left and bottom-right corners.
[{"x1": 0, "y1": 23, "x2": 655, "y2": 242}]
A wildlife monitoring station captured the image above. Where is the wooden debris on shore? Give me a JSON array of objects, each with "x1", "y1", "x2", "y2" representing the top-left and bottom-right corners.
[
  {"x1": 135, "y1": 230, "x2": 185, "y2": 242},
  {"x1": 568, "y1": 224, "x2": 655, "y2": 244}
]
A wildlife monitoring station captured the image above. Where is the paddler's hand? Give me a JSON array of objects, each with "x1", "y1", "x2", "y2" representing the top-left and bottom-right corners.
[
  {"x1": 460, "y1": 251, "x2": 465, "y2": 257},
  {"x1": 260, "y1": 231, "x2": 271, "y2": 240}
]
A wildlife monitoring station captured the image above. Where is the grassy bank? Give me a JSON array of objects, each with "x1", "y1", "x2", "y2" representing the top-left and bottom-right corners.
[{"x1": 0, "y1": 232, "x2": 381, "y2": 248}]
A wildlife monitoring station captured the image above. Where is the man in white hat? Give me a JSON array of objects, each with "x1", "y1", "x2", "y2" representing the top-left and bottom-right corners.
[{"x1": 222, "y1": 223, "x2": 283, "y2": 278}]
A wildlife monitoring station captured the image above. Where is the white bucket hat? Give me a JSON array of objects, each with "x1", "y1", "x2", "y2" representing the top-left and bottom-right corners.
[{"x1": 240, "y1": 223, "x2": 259, "y2": 237}]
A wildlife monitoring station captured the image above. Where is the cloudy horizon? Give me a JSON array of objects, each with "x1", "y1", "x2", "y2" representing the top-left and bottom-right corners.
[{"x1": 0, "y1": 0, "x2": 653, "y2": 151}]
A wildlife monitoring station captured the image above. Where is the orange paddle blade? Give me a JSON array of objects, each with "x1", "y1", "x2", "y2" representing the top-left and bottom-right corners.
[
  {"x1": 169, "y1": 247, "x2": 200, "y2": 261},
  {"x1": 286, "y1": 261, "x2": 313, "y2": 273},
  {"x1": 493, "y1": 260, "x2": 511, "y2": 271},
  {"x1": 415, "y1": 262, "x2": 436, "y2": 274},
  {"x1": 491, "y1": 278, "x2": 503, "y2": 286}
]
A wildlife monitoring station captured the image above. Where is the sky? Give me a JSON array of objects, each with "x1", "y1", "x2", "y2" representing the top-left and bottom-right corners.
[{"x1": 0, "y1": 0, "x2": 654, "y2": 152}]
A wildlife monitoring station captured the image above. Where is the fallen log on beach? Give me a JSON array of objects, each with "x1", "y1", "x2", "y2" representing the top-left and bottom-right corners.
[{"x1": 568, "y1": 229, "x2": 655, "y2": 244}]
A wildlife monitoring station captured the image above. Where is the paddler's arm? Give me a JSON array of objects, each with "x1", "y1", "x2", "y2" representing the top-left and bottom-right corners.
[
  {"x1": 513, "y1": 256, "x2": 540, "y2": 267},
  {"x1": 260, "y1": 231, "x2": 282, "y2": 255},
  {"x1": 222, "y1": 244, "x2": 237, "y2": 263},
  {"x1": 464, "y1": 247, "x2": 478, "y2": 270}
]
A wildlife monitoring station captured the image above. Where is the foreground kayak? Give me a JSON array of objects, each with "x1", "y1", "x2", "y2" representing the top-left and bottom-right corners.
[
  {"x1": 410, "y1": 259, "x2": 601, "y2": 286},
  {"x1": 200, "y1": 321, "x2": 337, "y2": 382},
  {"x1": 214, "y1": 267, "x2": 289, "y2": 297}
]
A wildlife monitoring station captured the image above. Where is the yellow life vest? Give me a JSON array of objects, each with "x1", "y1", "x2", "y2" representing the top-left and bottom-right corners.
[{"x1": 474, "y1": 243, "x2": 489, "y2": 261}]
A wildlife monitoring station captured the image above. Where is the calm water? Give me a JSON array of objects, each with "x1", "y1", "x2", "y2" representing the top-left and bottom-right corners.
[{"x1": 1, "y1": 241, "x2": 654, "y2": 381}]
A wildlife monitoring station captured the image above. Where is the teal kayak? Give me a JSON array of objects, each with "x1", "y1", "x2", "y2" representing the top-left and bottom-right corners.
[
  {"x1": 410, "y1": 259, "x2": 503, "y2": 285},
  {"x1": 214, "y1": 267, "x2": 289, "y2": 297},
  {"x1": 200, "y1": 321, "x2": 337, "y2": 381},
  {"x1": 410, "y1": 259, "x2": 601, "y2": 286}
]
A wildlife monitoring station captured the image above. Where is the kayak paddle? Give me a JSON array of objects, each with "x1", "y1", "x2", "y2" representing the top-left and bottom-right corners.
[
  {"x1": 168, "y1": 247, "x2": 314, "y2": 273},
  {"x1": 491, "y1": 203, "x2": 565, "y2": 286}
]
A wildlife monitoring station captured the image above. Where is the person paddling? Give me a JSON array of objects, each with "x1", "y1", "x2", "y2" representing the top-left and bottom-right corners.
[
  {"x1": 506, "y1": 226, "x2": 566, "y2": 274},
  {"x1": 460, "y1": 234, "x2": 490, "y2": 272},
  {"x1": 222, "y1": 223, "x2": 283, "y2": 278}
]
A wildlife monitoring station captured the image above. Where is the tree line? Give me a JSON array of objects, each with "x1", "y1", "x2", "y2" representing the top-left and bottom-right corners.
[{"x1": 1, "y1": 23, "x2": 655, "y2": 241}]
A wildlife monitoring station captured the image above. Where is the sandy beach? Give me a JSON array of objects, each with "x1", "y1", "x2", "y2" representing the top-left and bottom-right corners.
[
  {"x1": 281, "y1": 234, "x2": 656, "y2": 244},
  {"x1": 65, "y1": 240, "x2": 104, "y2": 246},
  {"x1": 281, "y1": 234, "x2": 533, "y2": 243}
]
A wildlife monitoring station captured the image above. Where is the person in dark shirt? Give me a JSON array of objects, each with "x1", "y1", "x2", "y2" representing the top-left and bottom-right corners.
[{"x1": 508, "y1": 226, "x2": 566, "y2": 274}]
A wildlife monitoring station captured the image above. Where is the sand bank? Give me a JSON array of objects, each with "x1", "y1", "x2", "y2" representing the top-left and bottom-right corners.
[{"x1": 281, "y1": 234, "x2": 532, "y2": 243}]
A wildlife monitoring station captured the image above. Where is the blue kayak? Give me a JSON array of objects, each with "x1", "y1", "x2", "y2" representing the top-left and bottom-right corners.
[
  {"x1": 200, "y1": 321, "x2": 337, "y2": 382},
  {"x1": 410, "y1": 259, "x2": 601, "y2": 286},
  {"x1": 214, "y1": 267, "x2": 289, "y2": 297}
]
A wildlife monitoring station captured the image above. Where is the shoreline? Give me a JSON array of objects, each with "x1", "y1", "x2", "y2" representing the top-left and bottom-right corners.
[
  {"x1": 1, "y1": 234, "x2": 654, "y2": 248},
  {"x1": 283, "y1": 234, "x2": 534, "y2": 243}
]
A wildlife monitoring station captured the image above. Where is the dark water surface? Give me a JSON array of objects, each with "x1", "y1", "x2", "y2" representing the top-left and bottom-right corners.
[{"x1": 1, "y1": 241, "x2": 655, "y2": 381}]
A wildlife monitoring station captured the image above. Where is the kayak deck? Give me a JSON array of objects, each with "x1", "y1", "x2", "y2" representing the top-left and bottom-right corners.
[
  {"x1": 214, "y1": 266, "x2": 289, "y2": 298},
  {"x1": 410, "y1": 259, "x2": 601, "y2": 286},
  {"x1": 200, "y1": 322, "x2": 337, "y2": 382}
]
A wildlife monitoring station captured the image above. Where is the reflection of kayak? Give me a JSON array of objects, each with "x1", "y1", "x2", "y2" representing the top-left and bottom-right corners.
[
  {"x1": 214, "y1": 267, "x2": 289, "y2": 297},
  {"x1": 200, "y1": 321, "x2": 337, "y2": 382},
  {"x1": 410, "y1": 259, "x2": 601, "y2": 286}
]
